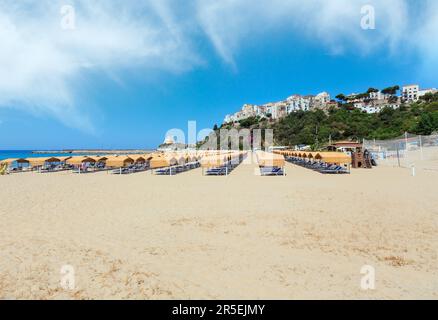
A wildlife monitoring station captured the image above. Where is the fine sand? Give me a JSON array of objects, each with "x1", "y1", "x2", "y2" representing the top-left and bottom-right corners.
[{"x1": 1, "y1": 157, "x2": 437, "y2": 299}]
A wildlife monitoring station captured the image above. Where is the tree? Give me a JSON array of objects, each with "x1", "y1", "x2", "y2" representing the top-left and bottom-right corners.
[
  {"x1": 382, "y1": 85, "x2": 400, "y2": 96},
  {"x1": 215, "y1": 90, "x2": 438, "y2": 148},
  {"x1": 335, "y1": 94, "x2": 346, "y2": 102},
  {"x1": 239, "y1": 116, "x2": 260, "y2": 128},
  {"x1": 367, "y1": 88, "x2": 379, "y2": 94},
  {"x1": 420, "y1": 92, "x2": 438, "y2": 103},
  {"x1": 356, "y1": 93, "x2": 369, "y2": 100},
  {"x1": 213, "y1": 124, "x2": 218, "y2": 131},
  {"x1": 415, "y1": 113, "x2": 438, "y2": 135}
]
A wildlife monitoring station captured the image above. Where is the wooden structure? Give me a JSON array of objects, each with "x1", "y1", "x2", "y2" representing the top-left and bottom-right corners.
[{"x1": 327, "y1": 141, "x2": 372, "y2": 169}]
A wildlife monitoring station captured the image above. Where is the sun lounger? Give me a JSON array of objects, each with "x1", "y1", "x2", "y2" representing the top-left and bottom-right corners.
[
  {"x1": 318, "y1": 165, "x2": 349, "y2": 174},
  {"x1": 206, "y1": 167, "x2": 229, "y2": 176},
  {"x1": 260, "y1": 167, "x2": 284, "y2": 176}
]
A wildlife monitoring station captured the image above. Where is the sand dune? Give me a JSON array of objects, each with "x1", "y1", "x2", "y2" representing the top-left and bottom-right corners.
[{"x1": 0, "y1": 160, "x2": 437, "y2": 299}]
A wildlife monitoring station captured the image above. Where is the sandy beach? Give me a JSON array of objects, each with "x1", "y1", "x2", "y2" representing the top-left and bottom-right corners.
[{"x1": 1, "y1": 158, "x2": 437, "y2": 300}]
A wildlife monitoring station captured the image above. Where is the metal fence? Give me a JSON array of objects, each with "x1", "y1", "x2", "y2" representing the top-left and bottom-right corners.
[{"x1": 363, "y1": 133, "x2": 438, "y2": 169}]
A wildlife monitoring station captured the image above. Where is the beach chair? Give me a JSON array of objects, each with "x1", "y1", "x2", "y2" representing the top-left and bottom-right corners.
[
  {"x1": 155, "y1": 168, "x2": 171, "y2": 175},
  {"x1": 206, "y1": 167, "x2": 227, "y2": 176},
  {"x1": 260, "y1": 167, "x2": 284, "y2": 176},
  {"x1": 319, "y1": 165, "x2": 349, "y2": 174}
]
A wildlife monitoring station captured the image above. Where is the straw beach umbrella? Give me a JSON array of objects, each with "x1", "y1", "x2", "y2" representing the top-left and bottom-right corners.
[
  {"x1": 66, "y1": 157, "x2": 96, "y2": 166},
  {"x1": 0, "y1": 158, "x2": 29, "y2": 166},
  {"x1": 90, "y1": 156, "x2": 108, "y2": 163},
  {"x1": 0, "y1": 158, "x2": 30, "y2": 171},
  {"x1": 27, "y1": 157, "x2": 61, "y2": 168},
  {"x1": 255, "y1": 151, "x2": 285, "y2": 168},
  {"x1": 200, "y1": 154, "x2": 228, "y2": 168},
  {"x1": 314, "y1": 152, "x2": 352, "y2": 165},
  {"x1": 128, "y1": 155, "x2": 147, "y2": 164},
  {"x1": 57, "y1": 156, "x2": 73, "y2": 162},
  {"x1": 150, "y1": 155, "x2": 178, "y2": 169},
  {"x1": 105, "y1": 156, "x2": 134, "y2": 168}
]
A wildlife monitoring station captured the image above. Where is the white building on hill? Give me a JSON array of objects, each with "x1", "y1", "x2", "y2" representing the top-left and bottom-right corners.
[
  {"x1": 402, "y1": 84, "x2": 420, "y2": 102},
  {"x1": 402, "y1": 84, "x2": 438, "y2": 102}
]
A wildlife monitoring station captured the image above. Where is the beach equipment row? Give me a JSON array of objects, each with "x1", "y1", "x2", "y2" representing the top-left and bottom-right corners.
[
  {"x1": 274, "y1": 150, "x2": 351, "y2": 174},
  {"x1": 0, "y1": 151, "x2": 238, "y2": 175},
  {"x1": 255, "y1": 151, "x2": 286, "y2": 176},
  {"x1": 200, "y1": 151, "x2": 248, "y2": 176},
  {"x1": 274, "y1": 150, "x2": 352, "y2": 165}
]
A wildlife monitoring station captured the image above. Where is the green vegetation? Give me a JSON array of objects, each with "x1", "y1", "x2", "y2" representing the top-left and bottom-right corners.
[
  {"x1": 206, "y1": 87, "x2": 438, "y2": 150},
  {"x1": 381, "y1": 85, "x2": 400, "y2": 95},
  {"x1": 275, "y1": 94, "x2": 438, "y2": 146},
  {"x1": 212, "y1": 91, "x2": 438, "y2": 149}
]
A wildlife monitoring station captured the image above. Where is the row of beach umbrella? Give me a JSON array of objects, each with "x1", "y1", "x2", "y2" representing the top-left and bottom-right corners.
[
  {"x1": 0, "y1": 150, "x2": 249, "y2": 170},
  {"x1": 273, "y1": 150, "x2": 352, "y2": 165},
  {"x1": 199, "y1": 151, "x2": 247, "y2": 168},
  {"x1": 255, "y1": 151, "x2": 286, "y2": 168}
]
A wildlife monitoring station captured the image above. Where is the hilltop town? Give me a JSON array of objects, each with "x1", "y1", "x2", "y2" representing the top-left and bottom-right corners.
[{"x1": 223, "y1": 84, "x2": 438, "y2": 124}]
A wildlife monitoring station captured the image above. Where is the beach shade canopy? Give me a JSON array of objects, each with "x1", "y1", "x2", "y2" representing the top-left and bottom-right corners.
[
  {"x1": 27, "y1": 157, "x2": 61, "y2": 167},
  {"x1": 306, "y1": 152, "x2": 319, "y2": 159},
  {"x1": 167, "y1": 152, "x2": 186, "y2": 165},
  {"x1": 128, "y1": 155, "x2": 147, "y2": 163},
  {"x1": 0, "y1": 158, "x2": 29, "y2": 166},
  {"x1": 150, "y1": 155, "x2": 178, "y2": 169},
  {"x1": 274, "y1": 150, "x2": 289, "y2": 157},
  {"x1": 200, "y1": 154, "x2": 228, "y2": 168},
  {"x1": 186, "y1": 154, "x2": 197, "y2": 163},
  {"x1": 66, "y1": 157, "x2": 97, "y2": 166},
  {"x1": 176, "y1": 155, "x2": 186, "y2": 165},
  {"x1": 90, "y1": 156, "x2": 108, "y2": 163},
  {"x1": 315, "y1": 152, "x2": 352, "y2": 164},
  {"x1": 57, "y1": 156, "x2": 73, "y2": 162},
  {"x1": 105, "y1": 156, "x2": 134, "y2": 168},
  {"x1": 255, "y1": 151, "x2": 285, "y2": 167}
]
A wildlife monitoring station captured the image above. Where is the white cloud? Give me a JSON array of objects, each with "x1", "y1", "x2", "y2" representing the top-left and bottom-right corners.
[
  {"x1": 195, "y1": 0, "x2": 414, "y2": 63},
  {"x1": 0, "y1": 0, "x2": 437, "y2": 132},
  {"x1": 0, "y1": 0, "x2": 202, "y2": 132},
  {"x1": 414, "y1": 0, "x2": 438, "y2": 82},
  {"x1": 196, "y1": 0, "x2": 438, "y2": 79}
]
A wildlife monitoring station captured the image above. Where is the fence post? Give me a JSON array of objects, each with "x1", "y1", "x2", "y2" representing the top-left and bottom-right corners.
[
  {"x1": 396, "y1": 148, "x2": 401, "y2": 167},
  {"x1": 411, "y1": 164, "x2": 416, "y2": 177}
]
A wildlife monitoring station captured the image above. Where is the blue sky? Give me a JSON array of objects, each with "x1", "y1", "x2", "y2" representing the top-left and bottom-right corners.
[{"x1": 0, "y1": 0, "x2": 437, "y2": 150}]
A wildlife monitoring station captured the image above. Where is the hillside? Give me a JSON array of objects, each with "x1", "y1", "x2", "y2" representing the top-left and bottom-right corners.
[{"x1": 215, "y1": 92, "x2": 438, "y2": 148}]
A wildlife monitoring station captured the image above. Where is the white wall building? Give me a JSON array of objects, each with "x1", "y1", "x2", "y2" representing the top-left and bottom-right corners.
[
  {"x1": 356, "y1": 101, "x2": 400, "y2": 114},
  {"x1": 224, "y1": 114, "x2": 233, "y2": 123},
  {"x1": 315, "y1": 92, "x2": 331, "y2": 104},
  {"x1": 402, "y1": 84, "x2": 420, "y2": 102},
  {"x1": 285, "y1": 95, "x2": 313, "y2": 113},
  {"x1": 369, "y1": 91, "x2": 390, "y2": 101},
  {"x1": 418, "y1": 88, "x2": 438, "y2": 98},
  {"x1": 402, "y1": 84, "x2": 438, "y2": 102}
]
